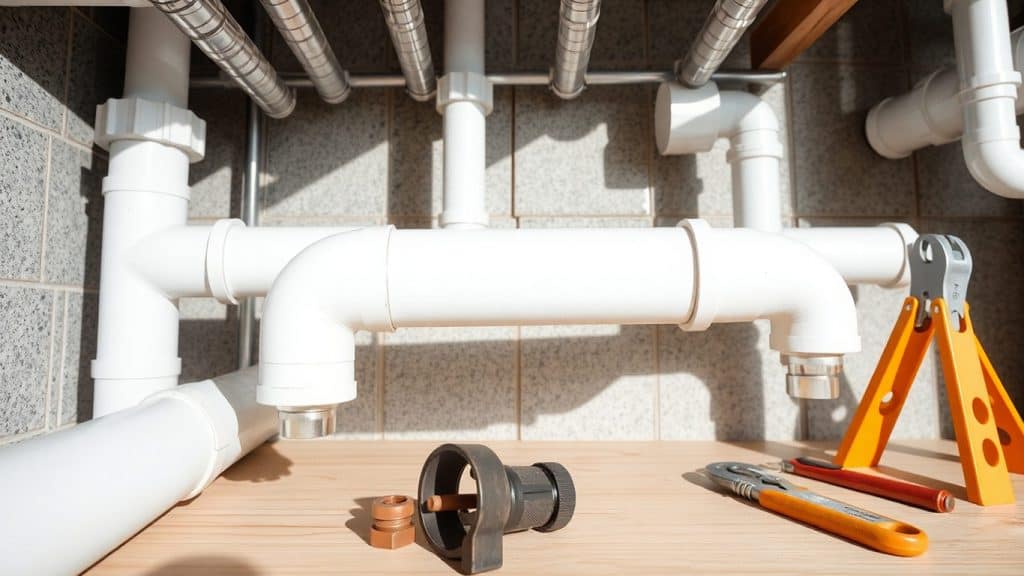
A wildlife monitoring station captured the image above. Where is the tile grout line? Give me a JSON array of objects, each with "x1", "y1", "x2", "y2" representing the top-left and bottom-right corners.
[
  {"x1": 38, "y1": 136, "x2": 54, "y2": 284},
  {"x1": 0, "y1": 279, "x2": 91, "y2": 293},
  {"x1": 0, "y1": 107, "x2": 97, "y2": 156},
  {"x1": 60, "y1": 7, "x2": 74, "y2": 141},
  {"x1": 55, "y1": 292, "x2": 71, "y2": 427},
  {"x1": 43, "y1": 291, "x2": 60, "y2": 432},
  {"x1": 515, "y1": 326, "x2": 522, "y2": 440}
]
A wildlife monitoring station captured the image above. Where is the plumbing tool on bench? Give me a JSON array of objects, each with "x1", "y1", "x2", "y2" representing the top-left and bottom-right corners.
[
  {"x1": 705, "y1": 462, "x2": 928, "y2": 557},
  {"x1": 782, "y1": 457, "x2": 955, "y2": 513},
  {"x1": 417, "y1": 444, "x2": 576, "y2": 574},
  {"x1": 834, "y1": 234, "x2": 1024, "y2": 506}
]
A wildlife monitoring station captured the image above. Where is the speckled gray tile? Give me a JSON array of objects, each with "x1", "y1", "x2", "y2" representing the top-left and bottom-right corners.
[
  {"x1": 521, "y1": 324, "x2": 656, "y2": 440},
  {"x1": 264, "y1": 89, "x2": 388, "y2": 220},
  {"x1": 0, "y1": 116, "x2": 47, "y2": 281},
  {"x1": 516, "y1": 216, "x2": 656, "y2": 440},
  {"x1": 646, "y1": 0, "x2": 750, "y2": 70},
  {"x1": 514, "y1": 85, "x2": 651, "y2": 216},
  {"x1": 518, "y1": 216, "x2": 652, "y2": 228},
  {"x1": 916, "y1": 141, "x2": 1024, "y2": 219},
  {"x1": 389, "y1": 87, "x2": 513, "y2": 218},
  {"x1": 790, "y1": 63, "x2": 915, "y2": 217},
  {"x1": 188, "y1": 90, "x2": 246, "y2": 219},
  {"x1": 46, "y1": 291, "x2": 65, "y2": 428},
  {"x1": 326, "y1": 330, "x2": 379, "y2": 439},
  {"x1": 653, "y1": 81, "x2": 793, "y2": 222},
  {"x1": 81, "y1": 6, "x2": 128, "y2": 44},
  {"x1": 383, "y1": 327, "x2": 517, "y2": 440},
  {"x1": 178, "y1": 298, "x2": 238, "y2": 383},
  {"x1": 485, "y1": 0, "x2": 516, "y2": 70},
  {"x1": 806, "y1": 283, "x2": 942, "y2": 440},
  {"x1": 920, "y1": 219, "x2": 1024, "y2": 418},
  {"x1": 272, "y1": 0, "x2": 388, "y2": 74},
  {"x1": 659, "y1": 321, "x2": 800, "y2": 441},
  {"x1": 905, "y1": 0, "x2": 956, "y2": 72},
  {"x1": 44, "y1": 141, "x2": 104, "y2": 287},
  {"x1": 66, "y1": 11, "x2": 125, "y2": 147},
  {"x1": 0, "y1": 286, "x2": 54, "y2": 437},
  {"x1": 51, "y1": 291, "x2": 94, "y2": 426},
  {"x1": 796, "y1": 0, "x2": 905, "y2": 66},
  {"x1": 0, "y1": 7, "x2": 68, "y2": 131},
  {"x1": 517, "y1": 0, "x2": 646, "y2": 71}
]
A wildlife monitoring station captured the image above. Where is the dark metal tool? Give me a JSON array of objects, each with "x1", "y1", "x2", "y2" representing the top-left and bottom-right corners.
[{"x1": 417, "y1": 444, "x2": 576, "y2": 574}]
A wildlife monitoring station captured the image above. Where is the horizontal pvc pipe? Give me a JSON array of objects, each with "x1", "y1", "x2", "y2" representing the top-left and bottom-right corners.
[
  {"x1": 387, "y1": 228, "x2": 695, "y2": 326},
  {"x1": 0, "y1": 368, "x2": 276, "y2": 576},
  {"x1": 783, "y1": 224, "x2": 916, "y2": 288},
  {"x1": 189, "y1": 69, "x2": 787, "y2": 89},
  {"x1": 258, "y1": 224, "x2": 859, "y2": 411}
]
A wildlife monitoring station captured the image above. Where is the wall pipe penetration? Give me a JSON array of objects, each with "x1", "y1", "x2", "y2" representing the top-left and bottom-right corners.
[
  {"x1": 256, "y1": 224, "x2": 863, "y2": 437},
  {"x1": 656, "y1": 81, "x2": 784, "y2": 232},
  {"x1": 0, "y1": 368, "x2": 277, "y2": 576},
  {"x1": 148, "y1": 0, "x2": 295, "y2": 118},
  {"x1": 438, "y1": 0, "x2": 490, "y2": 229},
  {"x1": 551, "y1": 0, "x2": 601, "y2": 99},
  {"x1": 866, "y1": 3, "x2": 1024, "y2": 199},
  {"x1": 677, "y1": 0, "x2": 770, "y2": 88},
  {"x1": 380, "y1": 0, "x2": 436, "y2": 101},
  {"x1": 258, "y1": 0, "x2": 351, "y2": 104}
]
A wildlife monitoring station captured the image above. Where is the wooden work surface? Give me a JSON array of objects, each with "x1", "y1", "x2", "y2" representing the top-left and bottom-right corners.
[{"x1": 88, "y1": 440, "x2": 1024, "y2": 575}]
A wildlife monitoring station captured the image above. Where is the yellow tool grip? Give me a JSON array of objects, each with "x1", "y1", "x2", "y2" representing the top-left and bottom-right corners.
[{"x1": 759, "y1": 490, "x2": 928, "y2": 557}]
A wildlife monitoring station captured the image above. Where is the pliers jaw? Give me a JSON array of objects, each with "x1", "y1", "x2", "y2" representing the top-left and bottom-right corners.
[{"x1": 705, "y1": 462, "x2": 795, "y2": 501}]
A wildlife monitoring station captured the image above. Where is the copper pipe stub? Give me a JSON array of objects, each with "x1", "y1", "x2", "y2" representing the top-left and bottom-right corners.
[
  {"x1": 370, "y1": 495, "x2": 415, "y2": 549},
  {"x1": 426, "y1": 494, "x2": 479, "y2": 512}
]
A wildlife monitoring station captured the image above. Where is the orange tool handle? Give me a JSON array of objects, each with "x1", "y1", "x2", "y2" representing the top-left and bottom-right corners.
[
  {"x1": 759, "y1": 490, "x2": 928, "y2": 557},
  {"x1": 787, "y1": 458, "x2": 954, "y2": 513}
]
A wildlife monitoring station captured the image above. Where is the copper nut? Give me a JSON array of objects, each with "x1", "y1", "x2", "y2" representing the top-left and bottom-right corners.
[{"x1": 370, "y1": 495, "x2": 415, "y2": 550}]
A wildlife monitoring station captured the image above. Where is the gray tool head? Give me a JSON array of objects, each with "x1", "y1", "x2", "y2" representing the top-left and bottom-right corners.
[{"x1": 908, "y1": 234, "x2": 972, "y2": 329}]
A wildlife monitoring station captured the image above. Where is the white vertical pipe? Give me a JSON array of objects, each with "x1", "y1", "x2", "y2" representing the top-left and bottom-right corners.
[
  {"x1": 440, "y1": 0, "x2": 489, "y2": 229},
  {"x1": 0, "y1": 368, "x2": 277, "y2": 576},
  {"x1": 92, "y1": 8, "x2": 192, "y2": 416}
]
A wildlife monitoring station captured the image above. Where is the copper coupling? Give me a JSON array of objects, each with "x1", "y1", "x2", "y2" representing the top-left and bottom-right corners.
[{"x1": 370, "y1": 495, "x2": 415, "y2": 549}]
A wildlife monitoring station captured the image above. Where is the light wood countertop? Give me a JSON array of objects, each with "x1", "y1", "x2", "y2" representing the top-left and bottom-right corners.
[{"x1": 87, "y1": 440, "x2": 1024, "y2": 575}]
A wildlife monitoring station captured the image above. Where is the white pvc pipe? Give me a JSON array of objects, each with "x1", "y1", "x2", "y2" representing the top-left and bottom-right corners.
[
  {"x1": 655, "y1": 82, "x2": 784, "y2": 231},
  {"x1": 0, "y1": 368, "x2": 277, "y2": 576},
  {"x1": 783, "y1": 224, "x2": 916, "y2": 288},
  {"x1": 950, "y1": 0, "x2": 1024, "y2": 199},
  {"x1": 131, "y1": 223, "x2": 354, "y2": 300},
  {"x1": 258, "y1": 223, "x2": 859, "y2": 411},
  {"x1": 92, "y1": 7, "x2": 193, "y2": 416},
  {"x1": 440, "y1": 0, "x2": 489, "y2": 229}
]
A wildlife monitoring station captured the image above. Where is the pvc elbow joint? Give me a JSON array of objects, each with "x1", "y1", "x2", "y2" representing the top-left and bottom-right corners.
[
  {"x1": 679, "y1": 220, "x2": 860, "y2": 400},
  {"x1": 258, "y1": 227, "x2": 395, "y2": 438},
  {"x1": 962, "y1": 137, "x2": 1024, "y2": 199}
]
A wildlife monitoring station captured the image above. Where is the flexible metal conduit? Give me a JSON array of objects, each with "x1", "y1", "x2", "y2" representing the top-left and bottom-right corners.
[
  {"x1": 258, "y1": 0, "x2": 350, "y2": 103},
  {"x1": 149, "y1": 0, "x2": 295, "y2": 118},
  {"x1": 677, "y1": 0, "x2": 769, "y2": 87},
  {"x1": 379, "y1": 0, "x2": 435, "y2": 101},
  {"x1": 552, "y1": 0, "x2": 601, "y2": 99}
]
